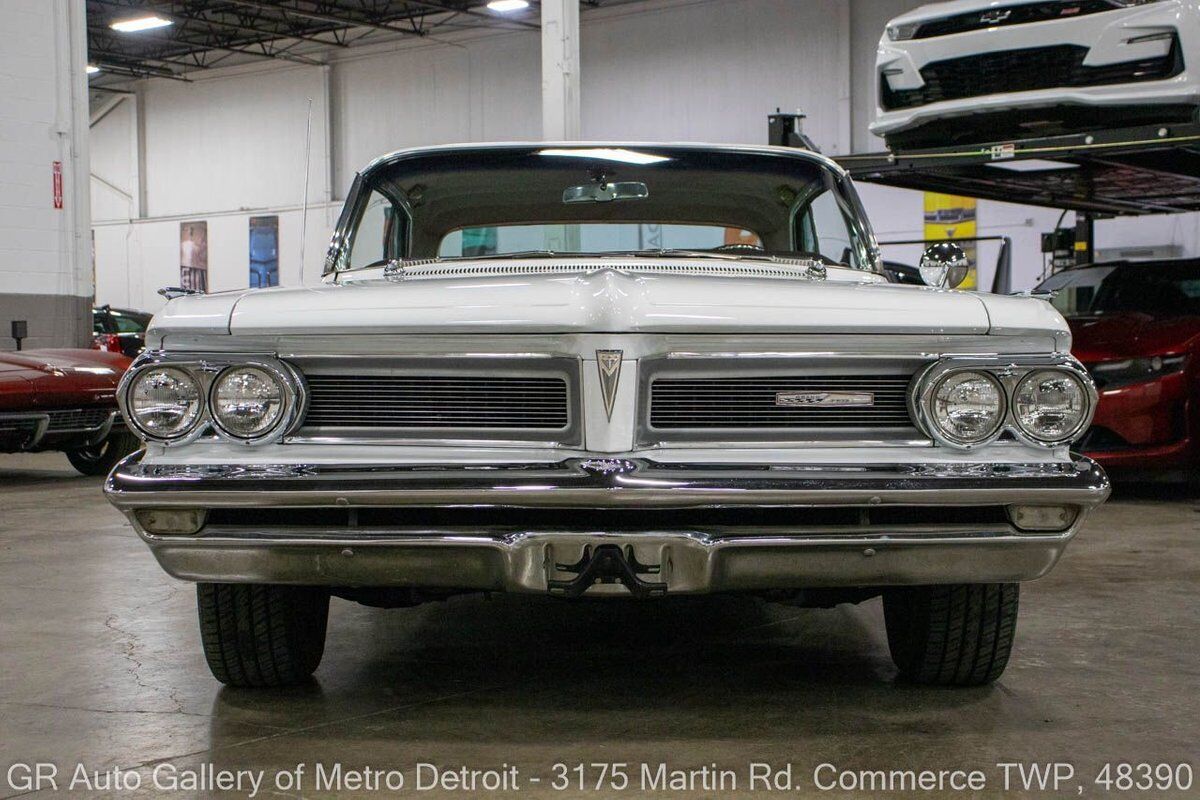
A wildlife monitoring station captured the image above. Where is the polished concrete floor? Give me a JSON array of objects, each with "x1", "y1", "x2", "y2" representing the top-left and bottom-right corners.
[{"x1": 1, "y1": 451, "x2": 1197, "y2": 799}]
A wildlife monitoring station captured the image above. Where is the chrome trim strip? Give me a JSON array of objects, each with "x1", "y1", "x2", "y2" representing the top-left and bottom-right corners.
[{"x1": 105, "y1": 453, "x2": 1110, "y2": 510}]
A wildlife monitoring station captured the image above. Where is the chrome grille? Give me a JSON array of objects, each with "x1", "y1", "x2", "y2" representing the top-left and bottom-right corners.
[
  {"x1": 45, "y1": 408, "x2": 111, "y2": 431},
  {"x1": 649, "y1": 375, "x2": 912, "y2": 429},
  {"x1": 303, "y1": 375, "x2": 570, "y2": 429}
]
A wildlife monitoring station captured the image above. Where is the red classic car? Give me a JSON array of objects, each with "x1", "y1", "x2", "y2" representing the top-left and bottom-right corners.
[
  {"x1": 1037, "y1": 259, "x2": 1200, "y2": 483},
  {"x1": 0, "y1": 348, "x2": 138, "y2": 475}
]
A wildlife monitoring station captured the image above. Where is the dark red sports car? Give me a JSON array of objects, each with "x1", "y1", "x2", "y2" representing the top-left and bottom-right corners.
[
  {"x1": 0, "y1": 348, "x2": 138, "y2": 475},
  {"x1": 1037, "y1": 259, "x2": 1200, "y2": 482}
]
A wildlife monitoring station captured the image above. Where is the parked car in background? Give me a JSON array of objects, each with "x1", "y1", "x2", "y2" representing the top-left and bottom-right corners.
[
  {"x1": 1037, "y1": 259, "x2": 1200, "y2": 482},
  {"x1": 105, "y1": 143, "x2": 1109, "y2": 689},
  {"x1": 874, "y1": 0, "x2": 1196, "y2": 149},
  {"x1": 0, "y1": 348, "x2": 138, "y2": 475},
  {"x1": 92, "y1": 305, "x2": 152, "y2": 358}
]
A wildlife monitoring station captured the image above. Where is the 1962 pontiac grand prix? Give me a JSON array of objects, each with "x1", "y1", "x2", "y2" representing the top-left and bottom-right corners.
[{"x1": 104, "y1": 143, "x2": 1109, "y2": 688}]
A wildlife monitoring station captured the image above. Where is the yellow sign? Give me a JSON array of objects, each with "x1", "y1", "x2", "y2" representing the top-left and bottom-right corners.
[{"x1": 923, "y1": 193, "x2": 977, "y2": 289}]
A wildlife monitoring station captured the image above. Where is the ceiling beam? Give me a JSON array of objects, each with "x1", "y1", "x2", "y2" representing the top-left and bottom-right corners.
[
  {"x1": 401, "y1": 0, "x2": 540, "y2": 30},
  {"x1": 223, "y1": 0, "x2": 428, "y2": 36},
  {"x1": 90, "y1": 0, "x2": 351, "y2": 48},
  {"x1": 89, "y1": 23, "x2": 327, "y2": 66}
]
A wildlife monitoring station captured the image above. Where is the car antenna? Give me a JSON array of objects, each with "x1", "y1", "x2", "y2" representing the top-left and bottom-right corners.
[{"x1": 299, "y1": 96, "x2": 313, "y2": 287}]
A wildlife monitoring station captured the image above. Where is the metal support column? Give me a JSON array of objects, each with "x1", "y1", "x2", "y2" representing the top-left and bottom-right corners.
[
  {"x1": 541, "y1": 0, "x2": 580, "y2": 140},
  {"x1": 1074, "y1": 213, "x2": 1095, "y2": 267}
]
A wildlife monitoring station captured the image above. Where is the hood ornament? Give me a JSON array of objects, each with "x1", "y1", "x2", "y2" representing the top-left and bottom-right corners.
[{"x1": 596, "y1": 350, "x2": 623, "y2": 421}]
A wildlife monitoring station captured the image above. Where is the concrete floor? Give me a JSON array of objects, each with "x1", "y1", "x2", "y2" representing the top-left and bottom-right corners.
[{"x1": 0, "y1": 452, "x2": 1197, "y2": 799}]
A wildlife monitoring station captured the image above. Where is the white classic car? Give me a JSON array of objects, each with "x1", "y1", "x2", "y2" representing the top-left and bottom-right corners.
[
  {"x1": 873, "y1": 0, "x2": 1195, "y2": 149},
  {"x1": 104, "y1": 143, "x2": 1109, "y2": 688}
]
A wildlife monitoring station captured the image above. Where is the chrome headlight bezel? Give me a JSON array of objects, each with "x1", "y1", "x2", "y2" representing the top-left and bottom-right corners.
[
  {"x1": 122, "y1": 365, "x2": 205, "y2": 443},
  {"x1": 911, "y1": 356, "x2": 1097, "y2": 450},
  {"x1": 118, "y1": 352, "x2": 306, "y2": 447}
]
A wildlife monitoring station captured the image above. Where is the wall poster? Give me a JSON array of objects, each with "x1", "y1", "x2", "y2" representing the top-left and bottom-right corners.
[
  {"x1": 249, "y1": 215, "x2": 280, "y2": 288},
  {"x1": 180, "y1": 221, "x2": 208, "y2": 292}
]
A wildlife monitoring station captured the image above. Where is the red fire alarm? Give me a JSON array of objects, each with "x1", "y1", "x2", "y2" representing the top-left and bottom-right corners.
[{"x1": 52, "y1": 161, "x2": 63, "y2": 209}]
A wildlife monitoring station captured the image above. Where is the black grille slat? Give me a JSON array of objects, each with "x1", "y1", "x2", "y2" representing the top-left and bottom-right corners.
[
  {"x1": 45, "y1": 408, "x2": 110, "y2": 431},
  {"x1": 911, "y1": 0, "x2": 1118, "y2": 39},
  {"x1": 881, "y1": 39, "x2": 1182, "y2": 111},
  {"x1": 304, "y1": 374, "x2": 569, "y2": 429},
  {"x1": 649, "y1": 376, "x2": 914, "y2": 429}
]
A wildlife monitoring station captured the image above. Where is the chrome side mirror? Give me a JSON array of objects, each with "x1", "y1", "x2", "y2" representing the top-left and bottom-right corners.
[{"x1": 919, "y1": 242, "x2": 970, "y2": 289}]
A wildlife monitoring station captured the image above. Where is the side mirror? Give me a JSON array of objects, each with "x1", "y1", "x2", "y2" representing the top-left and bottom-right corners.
[{"x1": 919, "y1": 242, "x2": 971, "y2": 289}]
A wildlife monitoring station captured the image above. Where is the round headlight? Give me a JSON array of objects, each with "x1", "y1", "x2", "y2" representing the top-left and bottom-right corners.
[
  {"x1": 128, "y1": 367, "x2": 202, "y2": 439},
  {"x1": 1014, "y1": 370, "x2": 1089, "y2": 443},
  {"x1": 929, "y1": 371, "x2": 1005, "y2": 445},
  {"x1": 211, "y1": 366, "x2": 286, "y2": 439}
]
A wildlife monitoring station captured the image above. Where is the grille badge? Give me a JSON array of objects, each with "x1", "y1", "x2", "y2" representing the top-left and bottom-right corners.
[
  {"x1": 775, "y1": 391, "x2": 875, "y2": 408},
  {"x1": 596, "y1": 350, "x2": 623, "y2": 421},
  {"x1": 979, "y1": 8, "x2": 1011, "y2": 24}
]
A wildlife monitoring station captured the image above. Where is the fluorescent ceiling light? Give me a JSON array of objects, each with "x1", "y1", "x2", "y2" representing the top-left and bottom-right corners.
[
  {"x1": 984, "y1": 159, "x2": 1080, "y2": 172},
  {"x1": 487, "y1": 0, "x2": 530, "y2": 11},
  {"x1": 110, "y1": 15, "x2": 173, "y2": 33},
  {"x1": 539, "y1": 147, "x2": 671, "y2": 165},
  {"x1": 86, "y1": 65, "x2": 100, "y2": 75}
]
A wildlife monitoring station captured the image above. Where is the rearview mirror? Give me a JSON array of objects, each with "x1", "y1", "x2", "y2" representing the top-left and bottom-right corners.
[
  {"x1": 919, "y1": 242, "x2": 970, "y2": 289},
  {"x1": 563, "y1": 181, "x2": 649, "y2": 203}
]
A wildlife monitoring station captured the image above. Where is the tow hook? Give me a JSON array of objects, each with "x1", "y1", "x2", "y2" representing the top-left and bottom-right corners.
[{"x1": 547, "y1": 544, "x2": 668, "y2": 598}]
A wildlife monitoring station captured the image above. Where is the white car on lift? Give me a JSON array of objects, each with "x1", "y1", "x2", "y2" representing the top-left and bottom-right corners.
[{"x1": 872, "y1": 0, "x2": 1197, "y2": 149}]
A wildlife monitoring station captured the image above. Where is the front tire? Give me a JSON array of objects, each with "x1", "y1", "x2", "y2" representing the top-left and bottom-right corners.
[
  {"x1": 197, "y1": 584, "x2": 329, "y2": 687},
  {"x1": 883, "y1": 583, "x2": 1018, "y2": 686},
  {"x1": 66, "y1": 429, "x2": 139, "y2": 476}
]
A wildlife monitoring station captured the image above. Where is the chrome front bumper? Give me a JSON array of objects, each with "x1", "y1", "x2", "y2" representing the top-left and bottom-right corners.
[{"x1": 105, "y1": 454, "x2": 1110, "y2": 594}]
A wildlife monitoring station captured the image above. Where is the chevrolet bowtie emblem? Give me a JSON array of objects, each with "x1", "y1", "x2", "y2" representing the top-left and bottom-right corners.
[{"x1": 596, "y1": 349, "x2": 623, "y2": 421}]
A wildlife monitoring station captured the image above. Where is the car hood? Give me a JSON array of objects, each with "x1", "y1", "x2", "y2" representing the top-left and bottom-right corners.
[
  {"x1": 1068, "y1": 313, "x2": 1200, "y2": 362},
  {"x1": 149, "y1": 262, "x2": 1067, "y2": 343},
  {"x1": 0, "y1": 349, "x2": 129, "y2": 411}
]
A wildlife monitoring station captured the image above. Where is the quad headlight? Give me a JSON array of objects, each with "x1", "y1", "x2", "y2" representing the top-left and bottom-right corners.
[
  {"x1": 1013, "y1": 370, "x2": 1089, "y2": 444},
  {"x1": 211, "y1": 367, "x2": 286, "y2": 439},
  {"x1": 119, "y1": 354, "x2": 302, "y2": 446},
  {"x1": 127, "y1": 366, "x2": 203, "y2": 440},
  {"x1": 915, "y1": 358, "x2": 1096, "y2": 449},
  {"x1": 929, "y1": 371, "x2": 1005, "y2": 446}
]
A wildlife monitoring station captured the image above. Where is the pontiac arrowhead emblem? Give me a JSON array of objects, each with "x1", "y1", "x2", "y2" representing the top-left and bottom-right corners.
[{"x1": 595, "y1": 349, "x2": 623, "y2": 421}]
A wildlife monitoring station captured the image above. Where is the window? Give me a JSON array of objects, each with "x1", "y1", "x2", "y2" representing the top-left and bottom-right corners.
[
  {"x1": 797, "y1": 190, "x2": 859, "y2": 267},
  {"x1": 437, "y1": 223, "x2": 762, "y2": 257},
  {"x1": 346, "y1": 190, "x2": 404, "y2": 269}
]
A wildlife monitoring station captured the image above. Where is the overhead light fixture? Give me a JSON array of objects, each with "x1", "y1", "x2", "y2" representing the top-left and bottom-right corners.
[
  {"x1": 110, "y1": 15, "x2": 173, "y2": 33},
  {"x1": 86, "y1": 65, "x2": 100, "y2": 75},
  {"x1": 487, "y1": 0, "x2": 530, "y2": 12}
]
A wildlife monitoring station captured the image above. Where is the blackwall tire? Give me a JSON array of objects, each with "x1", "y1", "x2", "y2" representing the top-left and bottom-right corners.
[
  {"x1": 65, "y1": 430, "x2": 139, "y2": 476},
  {"x1": 196, "y1": 583, "x2": 329, "y2": 687},
  {"x1": 883, "y1": 583, "x2": 1019, "y2": 687}
]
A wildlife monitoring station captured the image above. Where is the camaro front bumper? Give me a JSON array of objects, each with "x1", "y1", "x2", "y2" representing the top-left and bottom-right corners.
[{"x1": 105, "y1": 454, "x2": 1110, "y2": 594}]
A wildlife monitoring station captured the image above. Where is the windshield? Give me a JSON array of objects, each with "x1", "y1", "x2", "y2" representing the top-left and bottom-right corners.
[
  {"x1": 1038, "y1": 261, "x2": 1200, "y2": 318},
  {"x1": 331, "y1": 145, "x2": 879, "y2": 272}
]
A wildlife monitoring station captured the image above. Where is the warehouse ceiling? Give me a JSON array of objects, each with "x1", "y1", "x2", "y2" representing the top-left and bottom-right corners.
[{"x1": 86, "y1": 1, "x2": 624, "y2": 88}]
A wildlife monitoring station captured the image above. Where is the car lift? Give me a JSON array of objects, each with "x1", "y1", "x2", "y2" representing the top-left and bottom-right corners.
[{"x1": 822, "y1": 119, "x2": 1200, "y2": 286}]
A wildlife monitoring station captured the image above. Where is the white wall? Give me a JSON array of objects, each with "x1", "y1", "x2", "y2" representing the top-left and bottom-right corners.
[
  {"x1": 1, "y1": 0, "x2": 92, "y2": 348},
  {"x1": 89, "y1": 0, "x2": 1200, "y2": 313}
]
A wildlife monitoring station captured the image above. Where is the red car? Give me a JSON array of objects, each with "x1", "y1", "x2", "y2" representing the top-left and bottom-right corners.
[
  {"x1": 1036, "y1": 259, "x2": 1200, "y2": 483},
  {"x1": 0, "y1": 348, "x2": 138, "y2": 475}
]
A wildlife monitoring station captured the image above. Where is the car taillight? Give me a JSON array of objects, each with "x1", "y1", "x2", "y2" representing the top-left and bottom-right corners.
[{"x1": 93, "y1": 333, "x2": 122, "y2": 353}]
